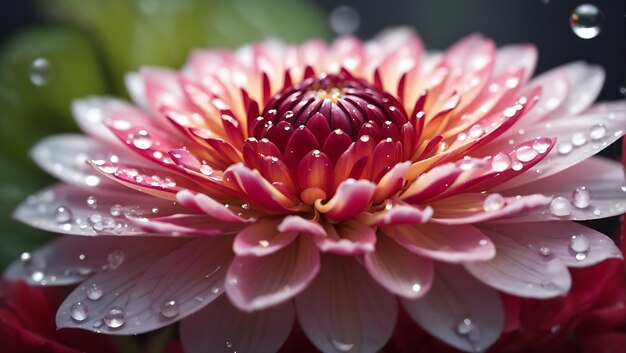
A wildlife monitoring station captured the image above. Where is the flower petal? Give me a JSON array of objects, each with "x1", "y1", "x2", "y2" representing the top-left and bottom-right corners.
[
  {"x1": 493, "y1": 44, "x2": 537, "y2": 82},
  {"x1": 364, "y1": 234, "x2": 434, "y2": 299},
  {"x1": 277, "y1": 215, "x2": 326, "y2": 237},
  {"x1": 233, "y1": 218, "x2": 297, "y2": 256},
  {"x1": 365, "y1": 204, "x2": 433, "y2": 226},
  {"x1": 465, "y1": 226, "x2": 572, "y2": 298},
  {"x1": 296, "y1": 255, "x2": 397, "y2": 353},
  {"x1": 122, "y1": 237, "x2": 233, "y2": 334},
  {"x1": 391, "y1": 223, "x2": 495, "y2": 263},
  {"x1": 180, "y1": 296, "x2": 294, "y2": 353},
  {"x1": 55, "y1": 238, "x2": 189, "y2": 332},
  {"x1": 548, "y1": 62, "x2": 605, "y2": 117},
  {"x1": 402, "y1": 263, "x2": 504, "y2": 352},
  {"x1": 226, "y1": 236, "x2": 319, "y2": 311},
  {"x1": 13, "y1": 183, "x2": 179, "y2": 236},
  {"x1": 72, "y1": 97, "x2": 127, "y2": 144},
  {"x1": 177, "y1": 190, "x2": 252, "y2": 223},
  {"x1": 316, "y1": 220, "x2": 377, "y2": 255},
  {"x1": 315, "y1": 179, "x2": 376, "y2": 221}
]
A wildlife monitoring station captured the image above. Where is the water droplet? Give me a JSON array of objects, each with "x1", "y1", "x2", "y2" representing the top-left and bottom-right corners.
[
  {"x1": 31, "y1": 271, "x2": 44, "y2": 282},
  {"x1": 29, "y1": 57, "x2": 53, "y2": 86},
  {"x1": 550, "y1": 197, "x2": 572, "y2": 217},
  {"x1": 86, "y1": 196, "x2": 98, "y2": 209},
  {"x1": 87, "y1": 284, "x2": 103, "y2": 301},
  {"x1": 258, "y1": 240, "x2": 270, "y2": 248},
  {"x1": 532, "y1": 137, "x2": 551, "y2": 153},
  {"x1": 110, "y1": 204, "x2": 124, "y2": 217},
  {"x1": 570, "y1": 234, "x2": 590, "y2": 253},
  {"x1": 159, "y1": 299, "x2": 180, "y2": 318},
  {"x1": 456, "y1": 318, "x2": 475, "y2": 335},
  {"x1": 107, "y1": 250, "x2": 125, "y2": 270},
  {"x1": 54, "y1": 206, "x2": 73, "y2": 223},
  {"x1": 570, "y1": 4, "x2": 604, "y2": 39},
  {"x1": 20, "y1": 252, "x2": 32, "y2": 263},
  {"x1": 483, "y1": 193, "x2": 505, "y2": 212},
  {"x1": 331, "y1": 339, "x2": 354, "y2": 352},
  {"x1": 70, "y1": 302, "x2": 89, "y2": 322},
  {"x1": 572, "y1": 186, "x2": 592, "y2": 208},
  {"x1": 200, "y1": 164, "x2": 213, "y2": 176},
  {"x1": 211, "y1": 287, "x2": 220, "y2": 294},
  {"x1": 88, "y1": 213, "x2": 103, "y2": 224},
  {"x1": 491, "y1": 152, "x2": 512, "y2": 172},
  {"x1": 575, "y1": 252, "x2": 587, "y2": 261},
  {"x1": 104, "y1": 307, "x2": 125, "y2": 328},
  {"x1": 329, "y1": 5, "x2": 360, "y2": 35},
  {"x1": 132, "y1": 130, "x2": 153, "y2": 150},
  {"x1": 589, "y1": 123, "x2": 607, "y2": 140},
  {"x1": 557, "y1": 142, "x2": 573, "y2": 155},
  {"x1": 511, "y1": 162, "x2": 523, "y2": 171},
  {"x1": 469, "y1": 124, "x2": 483, "y2": 138},
  {"x1": 571, "y1": 133, "x2": 587, "y2": 147},
  {"x1": 539, "y1": 247, "x2": 552, "y2": 256},
  {"x1": 411, "y1": 283, "x2": 422, "y2": 292},
  {"x1": 515, "y1": 146, "x2": 538, "y2": 162}
]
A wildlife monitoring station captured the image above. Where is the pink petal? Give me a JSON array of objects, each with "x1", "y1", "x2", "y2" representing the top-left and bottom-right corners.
[
  {"x1": 72, "y1": 97, "x2": 127, "y2": 144},
  {"x1": 123, "y1": 237, "x2": 233, "y2": 333},
  {"x1": 316, "y1": 220, "x2": 376, "y2": 255},
  {"x1": 498, "y1": 157, "x2": 626, "y2": 221},
  {"x1": 401, "y1": 163, "x2": 463, "y2": 203},
  {"x1": 479, "y1": 222, "x2": 621, "y2": 268},
  {"x1": 30, "y1": 134, "x2": 124, "y2": 188},
  {"x1": 465, "y1": 226, "x2": 572, "y2": 298},
  {"x1": 366, "y1": 204, "x2": 433, "y2": 226},
  {"x1": 493, "y1": 44, "x2": 538, "y2": 82},
  {"x1": 547, "y1": 62, "x2": 605, "y2": 117},
  {"x1": 296, "y1": 255, "x2": 397, "y2": 353},
  {"x1": 13, "y1": 183, "x2": 179, "y2": 236},
  {"x1": 315, "y1": 179, "x2": 376, "y2": 221},
  {"x1": 233, "y1": 218, "x2": 297, "y2": 256},
  {"x1": 391, "y1": 223, "x2": 495, "y2": 263},
  {"x1": 124, "y1": 72, "x2": 148, "y2": 109},
  {"x1": 180, "y1": 296, "x2": 294, "y2": 353},
  {"x1": 373, "y1": 161, "x2": 411, "y2": 204},
  {"x1": 364, "y1": 234, "x2": 434, "y2": 299},
  {"x1": 55, "y1": 238, "x2": 190, "y2": 333},
  {"x1": 128, "y1": 214, "x2": 242, "y2": 237},
  {"x1": 224, "y1": 163, "x2": 297, "y2": 212},
  {"x1": 277, "y1": 215, "x2": 326, "y2": 237},
  {"x1": 402, "y1": 264, "x2": 504, "y2": 352},
  {"x1": 177, "y1": 190, "x2": 251, "y2": 223},
  {"x1": 226, "y1": 236, "x2": 320, "y2": 311},
  {"x1": 430, "y1": 194, "x2": 552, "y2": 225}
]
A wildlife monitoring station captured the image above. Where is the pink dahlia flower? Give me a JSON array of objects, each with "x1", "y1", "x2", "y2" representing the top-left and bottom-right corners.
[{"x1": 4, "y1": 28, "x2": 625, "y2": 353}]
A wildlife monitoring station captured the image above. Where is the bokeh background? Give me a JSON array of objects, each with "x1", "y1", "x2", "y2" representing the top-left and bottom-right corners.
[{"x1": 0, "y1": 0, "x2": 623, "y2": 271}]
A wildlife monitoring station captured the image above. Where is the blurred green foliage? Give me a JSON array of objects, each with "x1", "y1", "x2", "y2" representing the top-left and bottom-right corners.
[{"x1": 0, "y1": 0, "x2": 328, "y2": 273}]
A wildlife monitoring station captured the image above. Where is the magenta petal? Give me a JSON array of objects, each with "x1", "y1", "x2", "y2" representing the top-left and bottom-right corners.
[
  {"x1": 180, "y1": 296, "x2": 294, "y2": 353},
  {"x1": 296, "y1": 255, "x2": 397, "y2": 353},
  {"x1": 233, "y1": 219, "x2": 297, "y2": 256},
  {"x1": 400, "y1": 163, "x2": 463, "y2": 204},
  {"x1": 224, "y1": 163, "x2": 296, "y2": 212},
  {"x1": 55, "y1": 238, "x2": 190, "y2": 333},
  {"x1": 364, "y1": 234, "x2": 434, "y2": 299},
  {"x1": 402, "y1": 264, "x2": 504, "y2": 352},
  {"x1": 367, "y1": 204, "x2": 433, "y2": 226},
  {"x1": 277, "y1": 215, "x2": 326, "y2": 237},
  {"x1": 226, "y1": 236, "x2": 320, "y2": 311},
  {"x1": 315, "y1": 179, "x2": 376, "y2": 221},
  {"x1": 13, "y1": 183, "x2": 180, "y2": 236},
  {"x1": 392, "y1": 223, "x2": 495, "y2": 263},
  {"x1": 177, "y1": 190, "x2": 251, "y2": 223},
  {"x1": 465, "y1": 226, "x2": 572, "y2": 298},
  {"x1": 316, "y1": 220, "x2": 376, "y2": 255},
  {"x1": 122, "y1": 237, "x2": 233, "y2": 333},
  {"x1": 499, "y1": 157, "x2": 626, "y2": 221}
]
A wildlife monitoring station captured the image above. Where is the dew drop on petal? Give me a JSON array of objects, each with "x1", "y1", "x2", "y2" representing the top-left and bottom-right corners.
[
  {"x1": 88, "y1": 213, "x2": 103, "y2": 224},
  {"x1": 491, "y1": 152, "x2": 512, "y2": 172},
  {"x1": 571, "y1": 133, "x2": 587, "y2": 147},
  {"x1": 572, "y1": 186, "x2": 592, "y2": 208},
  {"x1": 515, "y1": 146, "x2": 538, "y2": 162},
  {"x1": 456, "y1": 318, "x2": 475, "y2": 336},
  {"x1": 200, "y1": 164, "x2": 213, "y2": 176},
  {"x1": 589, "y1": 123, "x2": 607, "y2": 140},
  {"x1": 457, "y1": 132, "x2": 467, "y2": 142},
  {"x1": 570, "y1": 234, "x2": 590, "y2": 253},
  {"x1": 411, "y1": 283, "x2": 422, "y2": 292},
  {"x1": 29, "y1": 57, "x2": 53, "y2": 86},
  {"x1": 70, "y1": 302, "x2": 88, "y2": 322},
  {"x1": 575, "y1": 252, "x2": 587, "y2": 261},
  {"x1": 511, "y1": 162, "x2": 523, "y2": 171},
  {"x1": 107, "y1": 250, "x2": 125, "y2": 270},
  {"x1": 532, "y1": 137, "x2": 551, "y2": 153},
  {"x1": 87, "y1": 284, "x2": 103, "y2": 301},
  {"x1": 550, "y1": 197, "x2": 572, "y2": 217},
  {"x1": 54, "y1": 206, "x2": 73, "y2": 223},
  {"x1": 539, "y1": 247, "x2": 552, "y2": 257},
  {"x1": 31, "y1": 271, "x2": 44, "y2": 282},
  {"x1": 483, "y1": 193, "x2": 505, "y2": 212},
  {"x1": 20, "y1": 252, "x2": 32, "y2": 264},
  {"x1": 86, "y1": 196, "x2": 98, "y2": 209},
  {"x1": 132, "y1": 130, "x2": 153, "y2": 150},
  {"x1": 557, "y1": 142, "x2": 573, "y2": 155},
  {"x1": 110, "y1": 204, "x2": 124, "y2": 217},
  {"x1": 331, "y1": 339, "x2": 355, "y2": 352},
  {"x1": 104, "y1": 307, "x2": 125, "y2": 328},
  {"x1": 160, "y1": 299, "x2": 179, "y2": 318},
  {"x1": 570, "y1": 4, "x2": 604, "y2": 39},
  {"x1": 469, "y1": 124, "x2": 483, "y2": 138}
]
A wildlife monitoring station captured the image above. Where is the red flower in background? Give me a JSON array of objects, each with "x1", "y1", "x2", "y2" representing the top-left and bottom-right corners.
[{"x1": 0, "y1": 281, "x2": 119, "y2": 353}]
